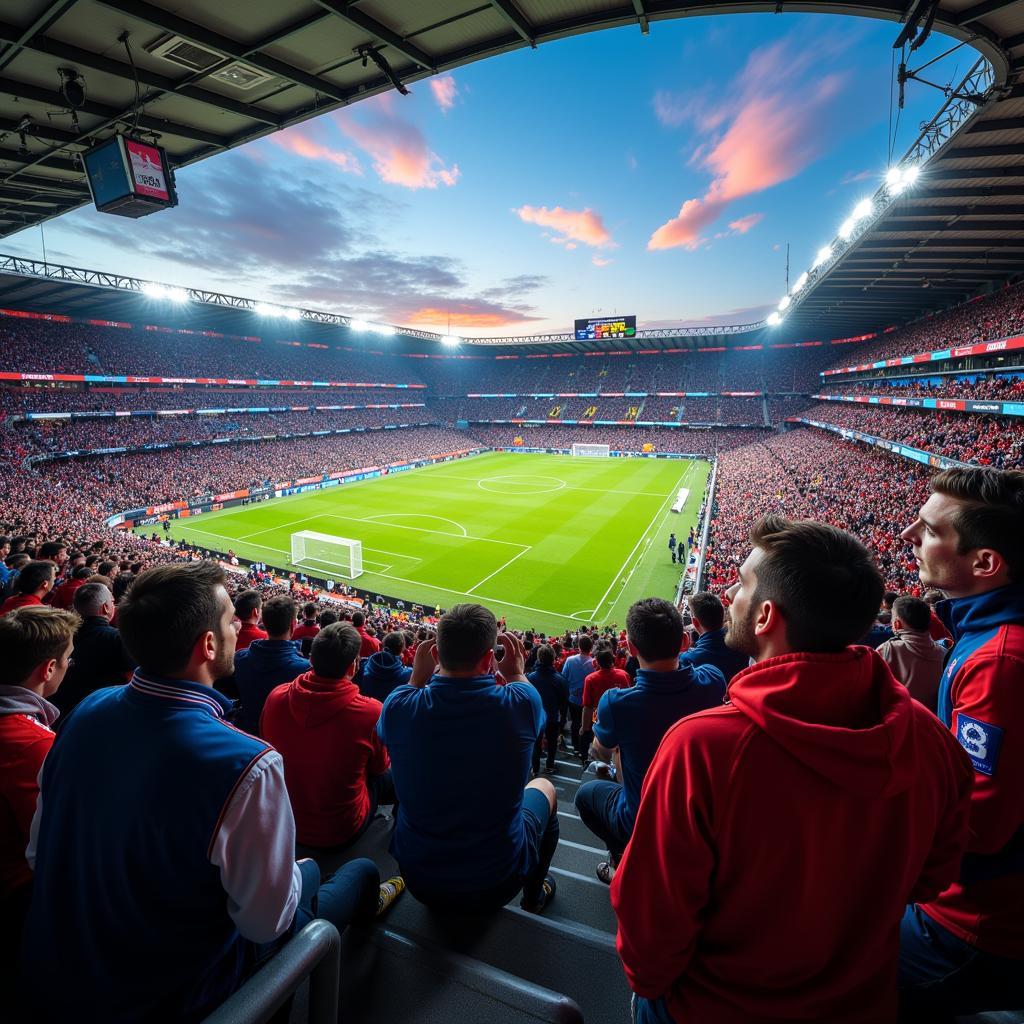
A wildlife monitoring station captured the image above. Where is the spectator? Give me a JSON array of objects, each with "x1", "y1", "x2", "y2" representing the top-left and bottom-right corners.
[
  {"x1": 359, "y1": 630, "x2": 412, "y2": 703},
  {"x1": 876, "y1": 596, "x2": 945, "y2": 713},
  {"x1": 18, "y1": 560, "x2": 393, "y2": 1021},
  {"x1": 527, "y1": 644, "x2": 569, "y2": 776},
  {"x1": 923, "y1": 588, "x2": 954, "y2": 644},
  {"x1": 52, "y1": 583, "x2": 134, "y2": 718},
  {"x1": 233, "y1": 589, "x2": 267, "y2": 651},
  {"x1": 0, "y1": 607, "x2": 78, "y2": 970},
  {"x1": 378, "y1": 604, "x2": 559, "y2": 913},
  {"x1": 0, "y1": 560, "x2": 55, "y2": 616},
  {"x1": 49, "y1": 564, "x2": 90, "y2": 610},
  {"x1": 899, "y1": 468, "x2": 1024, "y2": 1018},
  {"x1": 0, "y1": 536, "x2": 10, "y2": 589},
  {"x1": 352, "y1": 610, "x2": 381, "y2": 658},
  {"x1": 614, "y1": 516, "x2": 973, "y2": 1024},
  {"x1": 678, "y1": 592, "x2": 750, "y2": 683},
  {"x1": 261, "y1": 622, "x2": 397, "y2": 849},
  {"x1": 561, "y1": 634, "x2": 596, "y2": 765},
  {"x1": 292, "y1": 601, "x2": 320, "y2": 656},
  {"x1": 580, "y1": 647, "x2": 631, "y2": 762},
  {"x1": 575, "y1": 599, "x2": 726, "y2": 885},
  {"x1": 232, "y1": 595, "x2": 309, "y2": 736}
]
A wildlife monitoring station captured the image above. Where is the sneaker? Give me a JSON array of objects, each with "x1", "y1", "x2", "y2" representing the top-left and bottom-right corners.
[
  {"x1": 596, "y1": 861, "x2": 616, "y2": 885},
  {"x1": 520, "y1": 874, "x2": 556, "y2": 914},
  {"x1": 594, "y1": 762, "x2": 613, "y2": 780},
  {"x1": 377, "y1": 876, "x2": 405, "y2": 916}
]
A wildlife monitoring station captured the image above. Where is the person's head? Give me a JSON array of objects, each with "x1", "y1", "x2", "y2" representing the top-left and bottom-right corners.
[
  {"x1": 725, "y1": 515, "x2": 884, "y2": 660},
  {"x1": 309, "y1": 622, "x2": 361, "y2": 680},
  {"x1": 37, "y1": 541, "x2": 67, "y2": 567},
  {"x1": 301, "y1": 601, "x2": 317, "y2": 621},
  {"x1": 112, "y1": 571, "x2": 135, "y2": 602},
  {"x1": 70, "y1": 564, "x2": 91, "y2": 582},
  {"x1": 383, "y1": 631, "x2": 405, "y2": 656},
  {"x1": 0, "y1": 535, "x2": 9, "y2": 558},
  {"x1": 892, "y1": 595, "x2": 932, "y2": 633},
  {"x1": 73, "y1": 582, "x2": 115, "y2": 621},
  {"x1": 0, "y1": 605, "x2": 79, "y2": 697},
  {"x1": 882, "y1": 591, "x2": 899, "y2": 611},
  {"x1": 436, "y1": 603, "x2": 498, "y2": 675},
  {"x1": 15, "y1": 560, "x2": 56, "y2": 597},
  {"x1": 688, "y1": 592, "x2": 725, "y2": 634},
  {"x1": 536, "y1": 644, "x2": 555, "y2": 668},
  {"x1": 578, "y1": 634, "x2": 593, "y2": 655},
  {"x1": 922, "y1": 588, "x2": 946, "y2": 606},
  {"x1": 352, "y1": 611, "x2": 365, "y2": 628},
  {"x1": 97, "y1": 559, "x2": 117, "y2": 578},
  {"x1": 902, "y1": 468, "x2": 1024, "y2": 598},
  {"x1": 233, "y1": 589, "x2": 262, "y2": 624},
  {"x1": 318, "y1": 608, "x2": 338, "y2": 628},
  {"x1": 7, "y1": 552, "x2": 30, "y2": 575},
  {"x1": 595, "y1": 648, "x2": 615, "y2": 670},
  {"x1": 118, "y1": 561, "x2": 236, "y2": 683},
  {"x1": 626, "y1": 598, "x2": 685, "y2": 667},
  {"x1": 262, "y1": 596, "x2": 296, "y2": 639}
]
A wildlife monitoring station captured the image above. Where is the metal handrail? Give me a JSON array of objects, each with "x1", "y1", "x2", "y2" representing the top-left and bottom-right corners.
[{"x1": 201, "y1": 920, "x2": 341, "y2": 1024}]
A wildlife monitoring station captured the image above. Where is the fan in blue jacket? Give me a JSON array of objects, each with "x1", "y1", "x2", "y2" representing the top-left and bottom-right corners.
[{"x1": 360, "y1": 631, "x2": 413, "y2": 702}]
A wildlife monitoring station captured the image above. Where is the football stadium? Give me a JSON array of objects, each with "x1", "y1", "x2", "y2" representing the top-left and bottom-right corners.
[{"x1": 2, "y1": 2, "x2": 1024, "y2": 1023}]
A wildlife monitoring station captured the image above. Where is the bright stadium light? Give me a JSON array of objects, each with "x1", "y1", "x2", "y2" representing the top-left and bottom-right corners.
[
  {"x1": 766, "y1": 311, "x2": 783, "y2": 327},
  {"x1": 253, "y1": 303, "x2": 278, "y2": 317},
  {"x1": 141, "y1": 282, "x2": 167, "y2": 299},
  {"x1": 350, "y1": 319, "x2": 370, "y2": 332},
  {"x1": 839, "y1": 217, "x2": 856, "y2": 240},
  {"x1": 441, "y1": 334, "x2": 462, "y2": 347},
  {"x1": 813, "y1": 245, "x2": 833, "y2": 268},
  {"x1": 852, "y1": 198, "x2": 874, "y2": 220},
  {"x1": 792, "y1": 271, "x2": 809, "y2": 293},
  {"x1": 164, "y1": 286, "x2": 188, "y2": 303},
  {"x1": 282, "y1": 307, "x2": 302, "y2": 321},
  {"x1": 368, "y1": 322, "x2": 396, "y2": 336},
  {"x1": 886, "y1": 167, "x2": 903, "y2": 189},
  {"x1": 886, "y1": 164, "x2": 920, "y2": 194},
  {"x1": 778, "y1": 295, "x2": 791, "y2": 312},
  {"x1": 902, "y1": 164, "x2": 920, "y2": 186}
]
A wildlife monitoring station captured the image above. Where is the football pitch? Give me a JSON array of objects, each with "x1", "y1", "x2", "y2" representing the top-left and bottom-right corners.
[{"x1": 150, "y1": 452, "x2": 709, "y2": 633}]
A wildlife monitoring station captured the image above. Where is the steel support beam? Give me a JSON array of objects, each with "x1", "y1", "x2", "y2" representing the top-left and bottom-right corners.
[
  {"x1": 489, "y1": 0, "x2": 536, "y2": 45},
  {"x1": 311, "y1": 1, "x2": 435, "y2": 69}
]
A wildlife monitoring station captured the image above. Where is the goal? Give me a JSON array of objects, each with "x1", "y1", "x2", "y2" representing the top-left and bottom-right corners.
[
  {"x1": 571, "y1": 442, "x2": 611, "y2": 457},
  {"x1": 290, "y1": 531, "x2": 363, "y2": 579}
]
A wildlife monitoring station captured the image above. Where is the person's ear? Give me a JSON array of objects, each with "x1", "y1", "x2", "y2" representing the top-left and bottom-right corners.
[
  {"x1": 754, "y1": 599, "x2": 782, "y2": 638},
  {"x1": 972, "y1": 547, "x2": 1006, "y2": 583},
  {"x1": 626, "y1": 638, "x2": 638, "y2": 657}
]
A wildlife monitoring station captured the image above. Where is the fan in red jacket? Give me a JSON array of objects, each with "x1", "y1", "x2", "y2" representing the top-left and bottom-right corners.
[
  {"x1": 612, "y1": 516, "x2": 973, "y2": 1024},
  {"x1": 898, "y1": 468, "x2": 1024, "y2": 1019},
  {"x1": 351, "y1": 611, "x2": 381, "y2": 658},
  {"x1": 0, "y1": 560, "x2": 56, "y2": 617},
  {"x1": 233, "y1": 589, "x2": 268, "y2": 652},
  {"x1": 260, "y1": 621, "x2": 396, "y2": 849},
  {"x1": 0, "y1": 605, "x2": 79, "y2": 962}
]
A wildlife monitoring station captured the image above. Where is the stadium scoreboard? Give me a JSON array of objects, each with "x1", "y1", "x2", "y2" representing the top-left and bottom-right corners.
[
  {"x1": 83, "y1": 134, "x2": 178, "y2": 219},
  {"x1": 574, "y1": 315, "x2": 637, "y2": 341}
]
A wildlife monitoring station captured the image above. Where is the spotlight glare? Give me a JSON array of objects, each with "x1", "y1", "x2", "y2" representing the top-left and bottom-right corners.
[
  {"x1": 886, "y1": 167, "x2": 902, "y2": 188},
  {"x1": 839, "y1": 217, "x2": 856, "y2": 240},
  {"x1": 253, "y1": 303, "x2": 278, "y2": 318},
  {"x1": 852, "y1": 198, "x2": 874, "y2": 220},
  {"x1": 283, "y1": 307, "x2": 301, "y2": 321},
  {"x1": 370, "y1": 323, "x2": 396, "y2": 336},
  {"x1": 813, "y1": 246, "x2": 833, "y2": 268},
  {"x1": 141, "y1": 282, "x2": 167, "y2": 299},
  {"x1": 766, "y1": 311, "x2": 783, "y2": 327},
  {"x1": 778, "y1": 295, "x2": 792, "y2": 312},
  {"x1": 792, "y1": 271, "x2": 809, "y2": 293},
  {"x1": 350, "y1": 319, "x2": 370, "y2": 332},
  {"x1": 441, "y1": 334, "x2": 462, "y2": 347},
  {"x1": 902, "y1": 164, "x2": 919, "y2": 185},
  {"x1": 165, "y1": 287, "x2": 188, "y2": 304}
]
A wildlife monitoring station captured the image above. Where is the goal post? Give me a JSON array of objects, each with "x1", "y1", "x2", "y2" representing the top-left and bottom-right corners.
[
  {"x1": 290, "y1": 531, "x2": 363, "y2": 579},
  {"x1": 571, "y1": 442, "x2": 611, "y2": 457}
]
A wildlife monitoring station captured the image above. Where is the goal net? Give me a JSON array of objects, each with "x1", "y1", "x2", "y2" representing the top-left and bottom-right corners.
[
  {"x1": 290, "y1": 531, "x2": 363, "y2": 579},
  {"x1": 571, "y1": 443, "x2": 611, "y2": 457}
]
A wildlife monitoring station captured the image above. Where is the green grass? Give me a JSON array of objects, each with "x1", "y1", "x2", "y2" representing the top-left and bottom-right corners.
[{"x1": 145, "y1": 452, "x2": 709, "y2": 634}]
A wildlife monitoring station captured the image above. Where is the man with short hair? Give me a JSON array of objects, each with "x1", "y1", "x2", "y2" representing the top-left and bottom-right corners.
[
  {"x1": 876, "y1": 595, "x2": 945, "y2": 713},
  {"x1": 561, "y1": 634, "x2": 596, "y2": 764},
  {"x1": 899, "y1": 467, "x2": 1024, "y2": 1018},
  {"x1": 352, "y1": 610, "x2": 381, "y2": 658},
  {"x1": 292, "y1": 602, "x2": 320, "y2": 656},
  {"x1": 360, "y1": 631, "x2": 413, "y2": 703},
  {"x1": 612, "y1": 517, "x2": 973, "y2": 1024},
  {"x1": 0, "y1": 560, "x2": 55, "y2": 616},
  {"x1": 233, "y1": 589, "x2": 267, "y2": 651},
  {"x1": 20, "y1": 561, "x2": 385, "y2": 1023},
  {"x1": 0, "y1": 606, "x2": 78, "y2": 964},
  {"x1": 679, "y1": 591, "x2": 750, "y2": 683},
  {"x1": 50, "y1": 564, "x2": 90, "y2": 611},
  {"x1": 262, "y1": 622, "x2": 397, "y2": 849},
  {"x1": 527, "y1": 645, "x2": 569, "y2": 776},
  {"x1": 232, "y1": 595, "x2": 309, "y2": 736},
  {"x1": 575, "y1": 599, "x2": 725, "y2": 884},
  {"x1": 379, "y1": 604, "x2": 559, "y2": 913},
  {"x1": 53, "y1": 582, "x2": 135, "y2": 718},
  {"x1": 580, "y1": 647, "x2": 631, "y2": 753}
]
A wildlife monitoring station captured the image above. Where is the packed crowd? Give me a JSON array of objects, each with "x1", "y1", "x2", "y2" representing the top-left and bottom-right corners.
[
  {"x1": 822, "y1": 373, "x2": 1024, "y2": 402},
  {"x1": 802, "y1": 402, "x2": 1024, "y2": 469}
]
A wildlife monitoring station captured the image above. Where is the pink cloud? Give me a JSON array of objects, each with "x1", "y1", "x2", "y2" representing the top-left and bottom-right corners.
[
  {"x1": 514, "y1": 205, "x2": 613, "y2": 248},
  {"x1": 648, "y1": 36, "x2": 848, "y2": 251},
  {"x1": 728, "y1": 213, "x2": 764, "y2": 234},
  {"x1": 430, "y1": 76, "x2": 458, "y2": 112},
  {"x1": 592, "y1": 255, "x2": 613, "y2": 267},
  {"x1": 270, "y1": 126, "x2": 362, "y2": 174},
  {"x1": 334, "y1": 101, "x2": 459, "y2": 189}
]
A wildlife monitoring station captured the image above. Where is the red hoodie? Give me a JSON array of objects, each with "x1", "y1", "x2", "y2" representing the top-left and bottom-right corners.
[
  {"x1": 611, "y1": 647, "x2": 973, "y2": 1024},
  {"x1": 260, "y1": 671, "x2": 388, "y2": 848}
]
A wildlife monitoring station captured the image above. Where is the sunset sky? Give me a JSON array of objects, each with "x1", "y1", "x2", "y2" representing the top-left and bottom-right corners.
[{"x1": 5, "y1": 14, "x2": 970, "y2": 336}]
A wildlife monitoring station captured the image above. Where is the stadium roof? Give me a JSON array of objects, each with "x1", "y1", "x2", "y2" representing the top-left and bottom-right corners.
[{"x1": 0, "y1": 0, "x2": 1023, "y2": 344}]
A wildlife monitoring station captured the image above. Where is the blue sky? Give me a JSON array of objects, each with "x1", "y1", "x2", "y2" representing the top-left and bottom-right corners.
[{"x1": 6, "y1": 14, "x2": 972, "y2": 336}]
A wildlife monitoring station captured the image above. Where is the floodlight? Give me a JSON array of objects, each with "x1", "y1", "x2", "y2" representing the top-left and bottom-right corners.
[
  {"x1": 813, "y1": 246, "x2": 833, "y2": 268},
  {"x1": 164, "y1": 286, "x2": 188, "y2": 303},
  {"x1": 839, "y1": 217, "x2": 856, "y2": 240},
  {"x1": 283, "y1": 307, "x2": 302, "y2": 321},
  {"x1": 778, "y1": 295, "x2": 791, "y2": 312},
  {"x1": 350, "y1": 319, "x2": 370, "y2": 332},
  {"x1": 441, "y1": 334, "x2": 461, "y2": 347},
  {"x1": 792, "y1": 271, "x2": 809, "y2": 293},
  {"x1": 141, "y1": 282, "x2": 167, "y2": 299},
  {"x1": 253, "y1": 303, "x2": 278, "y2": 317},
  {"x1": 766, "y1": 312, "x2": 783, "y2": 327},
  {"x1": 369, "y1": 323, "x2": 396, "y2": 336},
  {"x1": 902, "y1": 164, "x2": 919, "y2": 185},
  {"x1": 852, "y1": 198, "x2": 874, "y2": 220},
  {"x1": 886, "y1": 167, "x2": 902, "y2": 188}
]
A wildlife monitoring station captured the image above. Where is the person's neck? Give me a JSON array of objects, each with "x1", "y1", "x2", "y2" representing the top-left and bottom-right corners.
[
  {"x1": 153, "y1": 669, "x2": 213, "y2": 689},
  {"x1": 946, "y1": 579, "x2": 1012, "y2": 601},
  {"x1": 638, "y1": 657, "x2": 681, "y2": 673},
  {"x1": 18, "y1": 679, "x2": 48, "y2": 698},
  {"x1": 437, "y1": 667, "x2": 491, "y2": 678},
  {"x1": 268, "y1": 634, "x2": 291, "y2": 642}
]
